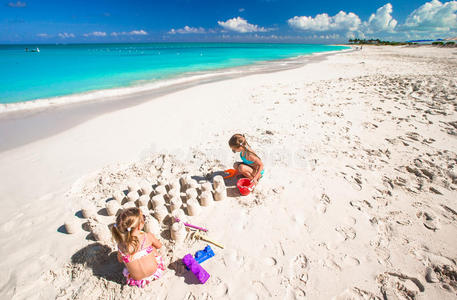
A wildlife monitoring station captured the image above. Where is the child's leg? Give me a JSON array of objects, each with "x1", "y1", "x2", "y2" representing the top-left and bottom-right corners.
[{"x1": 237, "y1": 164, "x2": 255, "y2": 179}]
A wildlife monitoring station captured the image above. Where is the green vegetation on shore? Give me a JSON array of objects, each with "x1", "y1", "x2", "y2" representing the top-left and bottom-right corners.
[{"x1": 349, "y1": 38, "x2": 456, "y2": 47}]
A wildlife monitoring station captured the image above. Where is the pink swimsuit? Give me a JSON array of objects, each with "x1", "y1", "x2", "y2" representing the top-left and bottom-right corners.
[{"x1": 118, "y1": 233, "x2": 165, "y2": 288}]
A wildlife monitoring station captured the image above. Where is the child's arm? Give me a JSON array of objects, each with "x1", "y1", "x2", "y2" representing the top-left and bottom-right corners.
[
  {"x1": 148, "y1": 232, "x2": 163, "y2": 249},
  {"x1": 117, "y1": 251, "x2": 123, "y2": 263},
  {"x1": 246, "y1": 153, "x2": 263, "y2": 183}
]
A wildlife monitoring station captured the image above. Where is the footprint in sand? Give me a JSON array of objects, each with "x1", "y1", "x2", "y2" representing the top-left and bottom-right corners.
[
  {"x1": 213, "y1": 277, "x2": 229, "y2": 297},
  {"x1": 416, "y1": 211, "x2": 440, "y2": 231},
  {"x1": 286, "y1": 253, "x2": 309, "y2": 290},
  {"x1": 335, "y1": 225, "x2": 357, "y2": 240},
  {"x1": 316, "y1": 193, "x2": 331, "y2": 214},
  {"x1": 332, "y1": 287, "x2": 381, "y2": 300},
  {"x1": 377, "y1": 272, "x2": 424, "y2": 300}
]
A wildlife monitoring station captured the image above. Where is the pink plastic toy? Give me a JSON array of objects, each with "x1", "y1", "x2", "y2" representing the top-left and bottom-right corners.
[
  {"x1": 174, "y1": 218, "x2": 208, "y2": 232},
  {"x1": 182, "y1": 254, "x2": 210, "y2": 284}
]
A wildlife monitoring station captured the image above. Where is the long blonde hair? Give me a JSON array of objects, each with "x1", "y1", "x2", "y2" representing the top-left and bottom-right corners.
[{"x1": 111, "y1": 207, "x2": 142, "y2": 255}]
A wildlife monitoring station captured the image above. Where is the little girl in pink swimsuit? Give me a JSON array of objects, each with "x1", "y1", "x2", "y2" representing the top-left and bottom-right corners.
[{"x1": 111, "y1": 207, "x2": 165, "y2": 287}]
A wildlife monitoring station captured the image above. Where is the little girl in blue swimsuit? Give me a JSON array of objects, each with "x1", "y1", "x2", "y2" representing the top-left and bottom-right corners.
[{"x1": 228, "y1": 134, "x2": 264, "y2": 187}]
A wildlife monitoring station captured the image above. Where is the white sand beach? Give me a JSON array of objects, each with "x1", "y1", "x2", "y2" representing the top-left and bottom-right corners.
[{"x1": 0, "y1": 45, "x2": 456, "y2": 299}]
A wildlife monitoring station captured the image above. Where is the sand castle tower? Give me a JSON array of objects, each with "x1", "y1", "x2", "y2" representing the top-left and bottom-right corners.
[
  {"x1": 200, "y1": 191, "x2": 214, "y2": 207},
  {"x1": 187, "y1": 179, "x2": 199, "y2": 190},
  {"x1": 180, "y1": 174, "x2": 192, "y2": 190},
  {"x1": 171, "y1": 208, "x2": 187, "y2": 223},
  {"x1": 90, "y1": 223, "x2": 111, "y2": 243},
  {"x1": 170, "y1": 222, "x2": 186, "y2": 243},
  {"x1": 213, "y1": 175, "x2": 227, "y2": 201},
  {"x1": 154, "y1": 205, "x2": 168, "y2": 223},
  {"x1": 168, "y1": 179, "x2": 180, "y2": 192},
  {"x1": 128, "y1": 183, "x2": 140, "y2": 194},
  {"x1": 186, "y1": 188, "x2": 198, "y2": 201},
  {"x1": 170, "y1": 196, "x2": 183, "y2": 211},
  {"x1": 113, "y1": 191, "x2": 125, "y2": 204},
  {"x1": 137, "y1": 195, "x2": 150, "y2": 207},
  {"x1": 144, "y1": 218, "x2": 160, "y2": 235},
  {"x1": 106, "y1": 200, "x2": 120, "y2": 216},
  {"x1": 200, "y1": 182, "x2": 213, "y2": 193},
  {"x1": 140, "y1": 182, "x2": 153, "y2": 198},
  {"x1": 151, "y1": 194, "x2": 166, "y2": 209},
  {"x1": 127, "y1": 190, "x2": 140, "y2": 203},
  {"x1": 81, "y1": 203, "x2": 97, "y2": 219},
  {"x1": 167, "y1": 188, "x2": 180, "y2": 200},
  {"x1": 187, "y1": 199, "x2": 201, "y2": 216},
  {"x1": 64, "y1": 218, "x2": 79, "y2": 234},
  {"x1": 154, "y1": 185, "x2": 167, "y2": 196}
]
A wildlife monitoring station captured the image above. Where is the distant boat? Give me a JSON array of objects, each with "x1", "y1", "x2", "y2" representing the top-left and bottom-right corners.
[{"x1": 25, "y1": 47, "x2": 40, "y2": 52}]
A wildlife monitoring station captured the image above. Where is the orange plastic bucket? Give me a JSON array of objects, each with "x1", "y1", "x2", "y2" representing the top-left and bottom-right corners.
[{"x1": 237, "y1": 178, "x2": 252, "y2": 196}]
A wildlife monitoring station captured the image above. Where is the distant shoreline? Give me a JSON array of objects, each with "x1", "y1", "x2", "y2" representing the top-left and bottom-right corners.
[{"x1": 0, "y1": 47, "x2": 352, "y2": 152}]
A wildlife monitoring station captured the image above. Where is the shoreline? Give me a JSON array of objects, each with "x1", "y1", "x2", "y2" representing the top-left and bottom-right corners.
[
  {"x1": 0, "y1": 47, "x2": 352, "y2": 152},
  {"x1": 0, "y1": 46, "x2": 351, "y2": 115},
  {"x1": 0, "y1": 45, "x2": 456, "y2": 299}
]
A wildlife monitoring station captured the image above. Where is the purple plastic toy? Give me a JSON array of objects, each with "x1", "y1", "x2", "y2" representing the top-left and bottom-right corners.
[{"x1": 182, "y1": 254, "x2": 210, "y2": 284}]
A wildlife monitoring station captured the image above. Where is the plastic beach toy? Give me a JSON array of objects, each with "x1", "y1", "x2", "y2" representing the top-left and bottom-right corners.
[
  {"x1": 182, "y1": 254, "x2": 210, "y2": 284},
  {"x1": 237, "y1": 178, "x2": 254, "y2": 196},
  {"x1": 223, "y1": 169, "x2": 237, "y2": 179},
  {"x1": 174, "y1": 217, "x2": 208, "y2": 232},
  {"x1": 193, "y1": 231, "x2": 224, "y2": 249},
  {"x1": 195, "y1": 245, "x2": 215, "y2": 264}
]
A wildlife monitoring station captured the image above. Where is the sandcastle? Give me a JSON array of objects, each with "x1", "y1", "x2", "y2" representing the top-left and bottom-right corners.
[
  {"x1": 137, "y1": 195, "x2": 150, "y2": 207},
  {"x1": 171, "y1": 208, "x2": 187, "y2": 223},
  {"x1": 151, "y1": 194, "x2": 166, "y2": 209},
  {"x1": 127, "y1": 191, "x2": 139, "y2": 202},
  {"x1": 180, "y1": 174, "x2": 192, "y2": 190},
  {"x1": 187, "y1": 179, "x2": 199, "y2": 190},
  {"x1": 144, "y1": 218, "x2": 160, "y2": 235},
  {"x1": 170, "y1": 196, "x2": 183, "y2": 211},
  {"x1": 167, "y1": 188, "x2": 180, "y2": 200},
  {"x1": 128, "y1": 183, "x2": 140, "y2": 194},
  {"x1": 154, "y1": 185, "x2": 167, "y2": 195},
  {"x1": 64, "y1": 218, "x2": 79, "y2": 234},
  {"x1": 89, "y1": 222, "x2": 112, "y2": 243},
  {"x1": 168, "y1": 179, "x2": 180, "y2": 191},
  {"x1": 154, "y1": 205, "x2": 168, "y2": 223},
  {"x1": 186, "y1": 188, "x2": 198, "y2": 201},
  {"x1": 200, "y1": 191, "x2": 214, "y2": 207},
  {"x1": 213, "y1": 175, "x2": 227, "y2": 201},
  {"x1": 113, "y1": 191, "x2": 125, "y2": 204},
  {"x1": 140, "y1": 182, "x2": 153, "y2": 198},
  {"x1": 81, "y1": 203, "x2": 97, "y2": 219},
  {"x1": 213, "y1": 175, "x2": 225, "y2": 190},
  {"x1": 200, "y1": 182, "x2": 213, "y2": 192},
  {"x1": 170, "y1": 222, "x2": 186, "y2": 243},
  {"x1": 106, "y1": 200, "x2": 120, "y2": 216},
  {"x1": 187, "y1": 198, "x2": 201, "y2": 216}
]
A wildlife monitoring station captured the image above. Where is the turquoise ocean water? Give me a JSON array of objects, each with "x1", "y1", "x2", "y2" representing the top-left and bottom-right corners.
[{"x1": 0, "y1": 43, "x2": 348, "y2": 104}]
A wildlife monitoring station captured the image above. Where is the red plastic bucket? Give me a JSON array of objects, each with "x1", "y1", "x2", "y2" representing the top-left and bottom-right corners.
[{"x1": 237, "y1": 178, "x2": 252, "y2": 196}]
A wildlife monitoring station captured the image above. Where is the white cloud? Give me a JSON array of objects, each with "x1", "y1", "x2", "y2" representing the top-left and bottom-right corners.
[
  {"x1": 364, "y1": 3, "x2": 397, "y2": 33},
  {"x1": 287, "y1": 11, "x2": 361, "y2": 32},
  {"x1": 8, "y1": 1, "x2": 26, "y2": 8},
  {"x1": 36, "y1": 33, "x2": 49, "y2": 38},
  {"x1": 402, "y1": 0, "x2": 457, "y2": 32},
  {"x1": 168, "y1": 26, "x2": 206, "y2": 34},
  {"x1": 111, "y1": 30, "x2": 148, "y2": 36},
  {"x1": 239, "y1": 8, "x2": 245, "y2": 12},
  {"x1": 58, "y1": 32, "x2": 75, "y2": 39},
  {"x1": 83, "y1": 31, "x2": 107, "y2": 37},
  {"x1": 130, "y1": 30, "x2": 148, "y2": 35},
  {"x1": 217, "y1": 17, "x2": 268, "y2": 33}
]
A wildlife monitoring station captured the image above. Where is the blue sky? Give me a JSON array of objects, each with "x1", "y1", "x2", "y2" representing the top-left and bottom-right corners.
[{"x1": 1, "y1": 0, "x2": 456, "y2": 43}]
